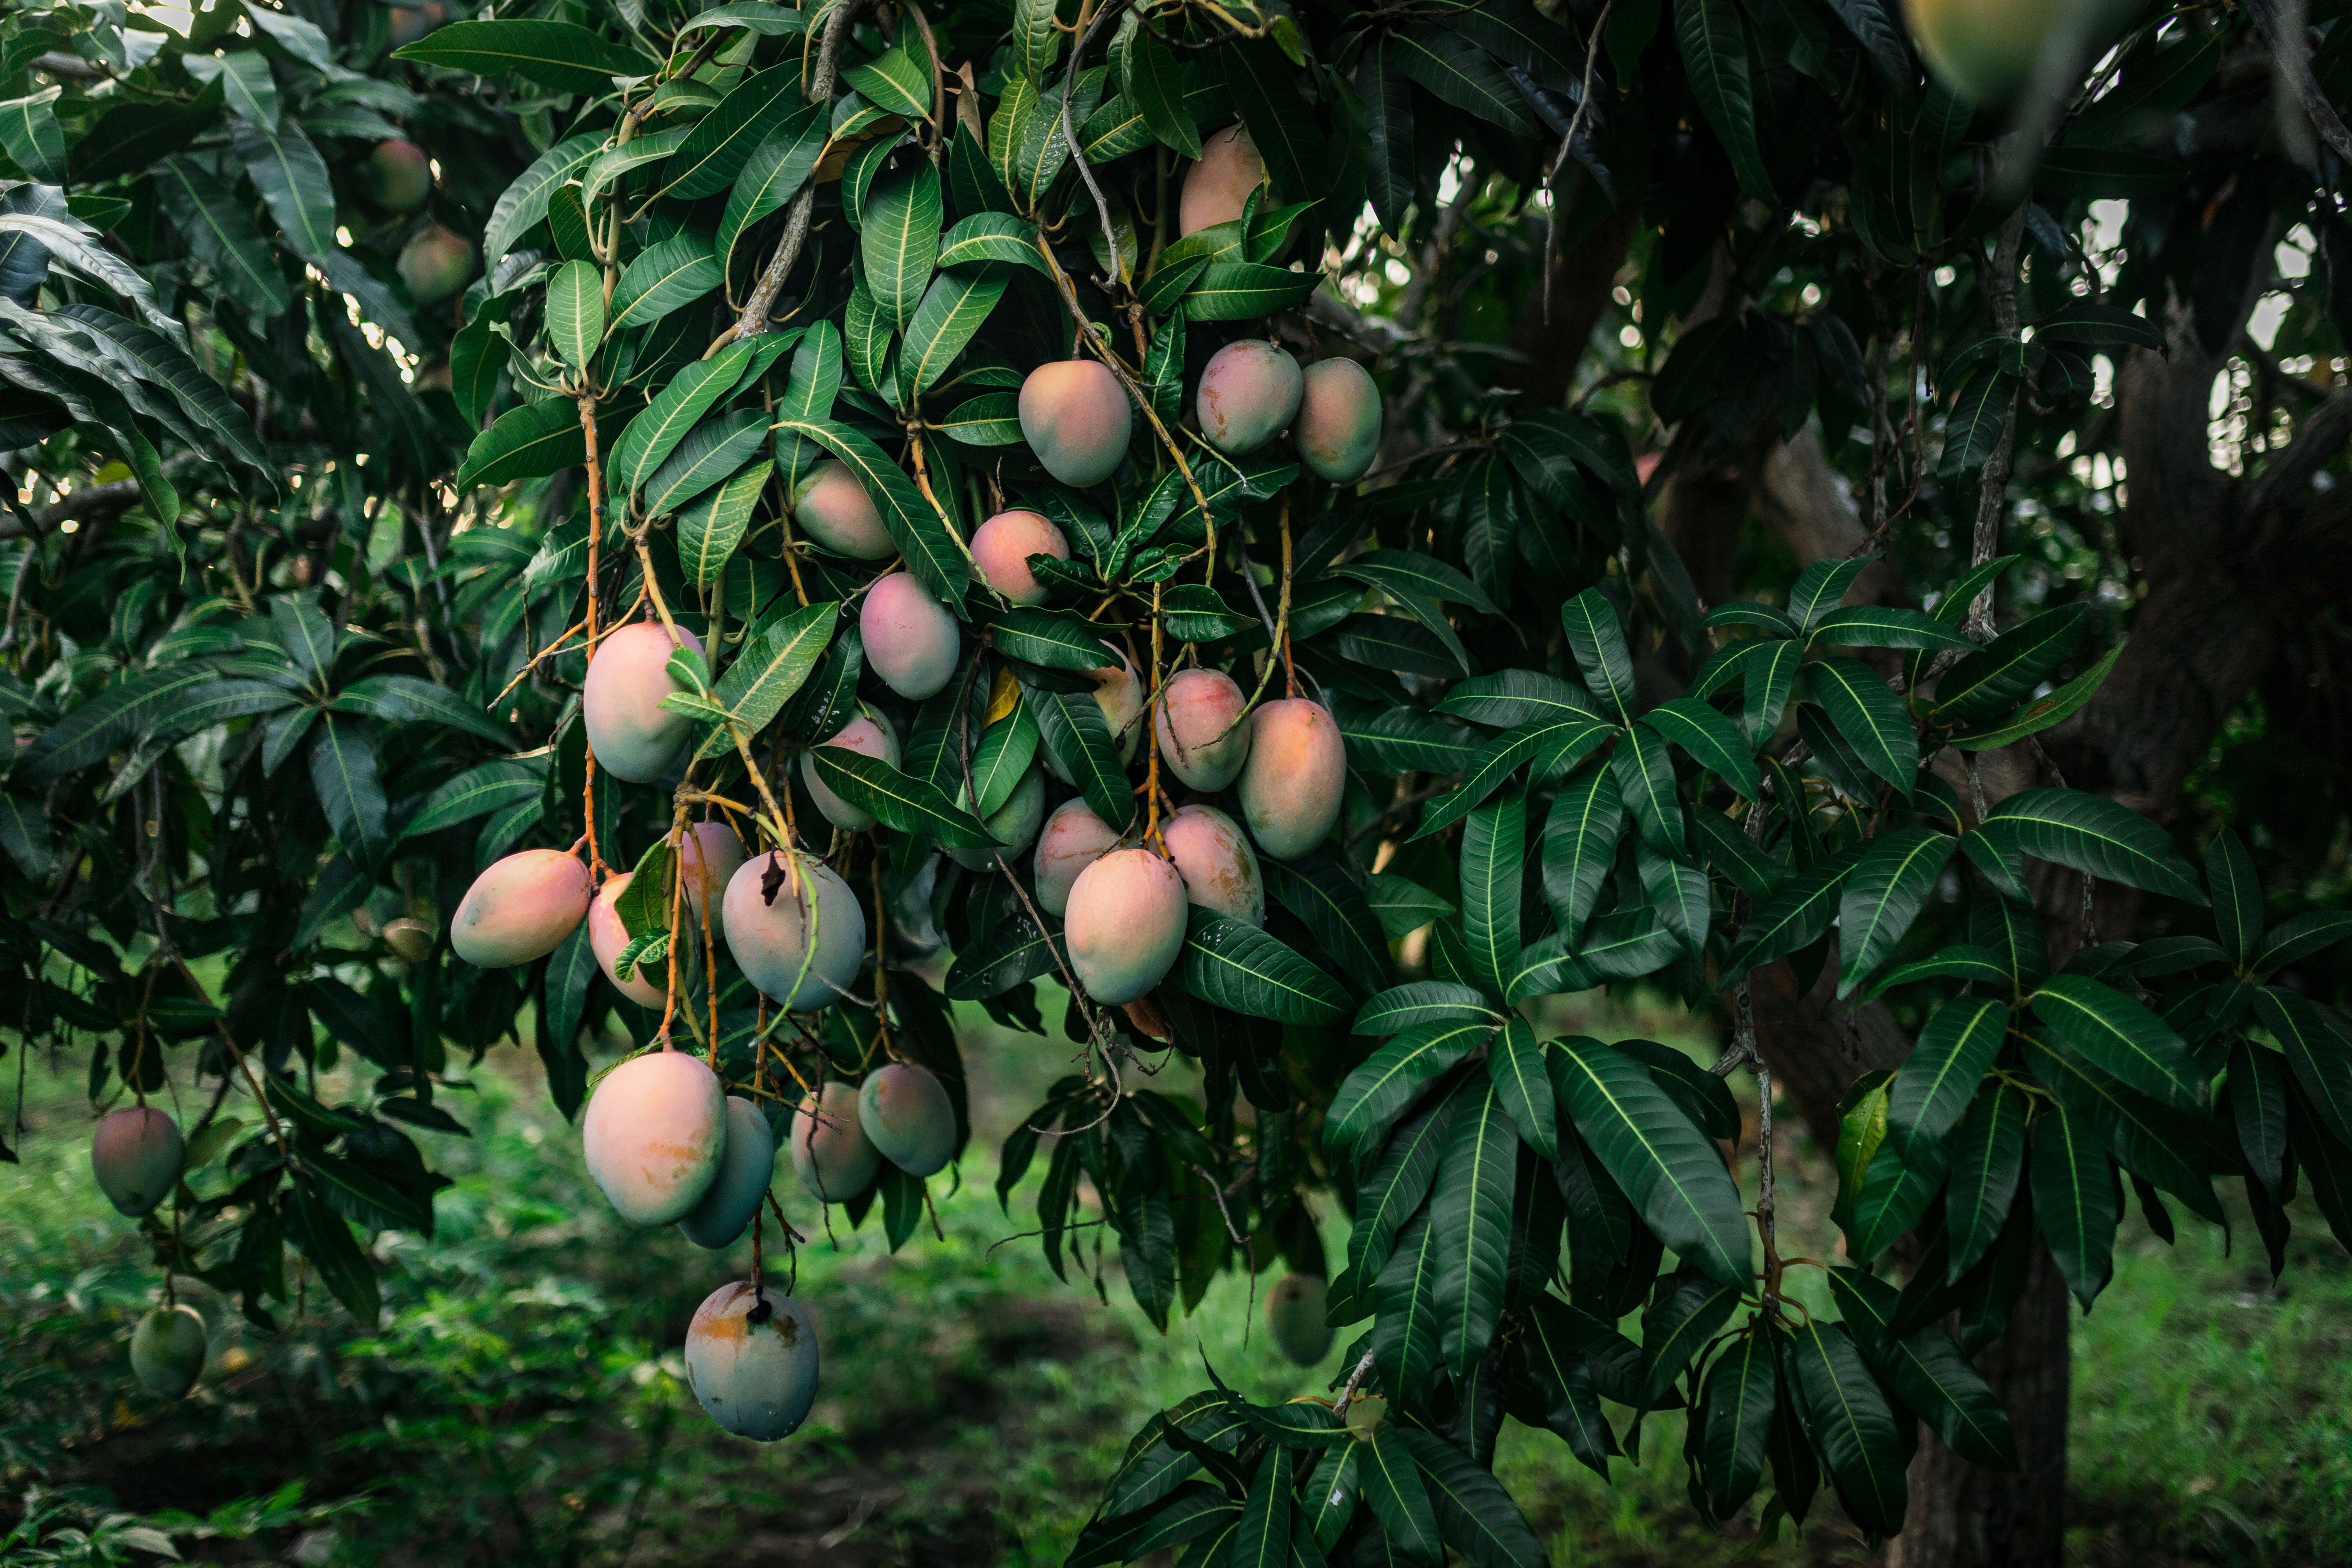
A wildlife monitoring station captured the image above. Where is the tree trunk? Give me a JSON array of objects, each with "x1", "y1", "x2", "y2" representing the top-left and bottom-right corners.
[{"x1": 1888, "y1": 1247, "x2": 2074, "y2": 1568}]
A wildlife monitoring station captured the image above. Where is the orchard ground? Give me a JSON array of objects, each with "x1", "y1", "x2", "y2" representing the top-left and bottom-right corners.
[{"x1": 4, "y1": 986, "x2": 2348, "y2": 1568}]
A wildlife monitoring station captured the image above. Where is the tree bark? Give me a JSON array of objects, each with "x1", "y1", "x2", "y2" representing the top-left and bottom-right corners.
[
  {"x1": 1647, "y1": 273, "x2": 2352, "y2": 1565},
  {"x1": 1887, "y1": 1246, "x2": 2075, "y2": 1568}
]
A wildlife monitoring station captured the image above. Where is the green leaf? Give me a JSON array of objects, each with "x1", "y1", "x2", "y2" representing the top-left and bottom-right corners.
[
  {"x1": 0, "y1": 88, "x2": 66, "y2": 183},
  {"x1": 1393, "y1": 23, "x2": 1534, "y2": 136},
  {"x1": 710, "y1": 599, "x2": 840, "y2": 742},
  {"x1": 667, "y1": 63, "x2": 808, "y2": 198},
  {"x1": 936, "y1": 390, "x2": 1025, "y2": 446},
  {"x1": 155, "y1": 157, "x2": 290, "y2": 317},
  {"x1": 1640, "y1": 697, "x2": 1757, "y2": 798},
  {"x1": 1021, "y1": 674, "x2": 1132, "y2": 833},
  {"x1": 1181, "y1": 261, "x2": 1324, "y2": 321},
  {"x1": 677, "y1": 460, "x2": 770, "y2": 589},
  {"x1": 2205, "y1": 829, "x2": 2262, "y2": 967},
  {"x1": 1931, "y1": 605, "x2": 2088, "y2": 724},
  {"x1": 545, "y1": 259, "x2": 604, "y2": 371},
  {"x1": 717, "y1": 109, "x2": 828, "y2": 274},
  {"x1": 1695, "y1": 1328, "x2": 1777, "y2": 1518},
  {"x1": 1122, "y1": 25, "x2": 1197, "y2": 157},
  {"x1": 1808, "y1": 606, "x2": 1977, "y2": 652},
  {"x1": 1786, "y1": 558, "x2": 1870, "y2": 632},
  {"x1": 640, "y1": 409, "x2": 767, "y2": 519},
  {"x1": 2252, "y1": 910, "x2": 2352, "y2": 974},
  {"x1": 2031, "y1": 1103, "x2": 2119, "y2": 1309},
  {"x1": 1328, "y1": 1018, "x2": 1494, "y2": 1161},
  {"x1": 1220, "y1": 38, "x2": 1329, "y2": 201},
  {"x1": 1460, "y1": 786, "x2": 1525, "y2": 997},
  {"x1": 329, "y1": 673, "x2": 510, "y2": 744},
  {"x1": 1836, "y1": 828, "x2": 1957, "y2": 996},
  {"x1": 1808, "y1": 658, "x2": 1917, "y2": 794},
  {"x1": 1784, "y1": 1318, "x2": 1906, "y2": 1536},
  {"x1": 1515, "y1": 1294, "x2": 1624, "y2": 1475},
  {"x1": 229, "y1": 118, "x2": 337, "y2": 265},
  {"x1": 286, "y1": 1180, "x2": 381, "y2": 1326},
  {"x1": 456, "y1": 398, "x2": 583, "y2": 491},
  {"x1": 1610, "y1": 723, "x2": 1684, "y2": 858},
  {"x1": 809, "y1": 747, "x2": 997, "y2": 846},
  {"x1": 610, "y1": 234, "x2": 722, "y2": 330},
  {"x1": 936, "y1": 211, "x2": 1050, "y2": 273},
  {"x1": 1888, "y1": 996, "x2": 2009, "y2": 1152},
  {"x1": 1560, "y1": 589, "x2": 1635, "y2": 721},
  {"x1": 968, "y1": 702, "x2": 1040, "y2": 818},
  {"x1": 309, "y1": 717, "x2": 387, "y2": 869},
  {"x1": 945, "y1": 910, "x2": 1063, "y2": 998},
  {"x1": 1541, "y1": 764, "x2": 1625, "y2": 946},
  {"x1": 1943, "y1": 1079, "x2": 2029, "y2": 1280},
  {"x1": 1690, "y1": 808, "x2": 1781, "y2": 902},
  {"x1": 1639, "y1": 1267, "x2": 1742, "y2": 1411},
  {"x1": 2253, "y1": 988, "x2": 2352, "y2": 1149},
  {"x1": 580, "y1": 127, "x2": 694, "y2": 211},
  {"x1": 1944, "y1": 641, "x2": 2127, "y2": 751},
  {"x1": 1011, "y1": 0, "x2": 1061, "y2": 82},
  {"x1": 607, "y1": 339, "x2": 754, "y2": 497},
  {"x1": 1177, "y1": 908, "x2": 1351, "y2": 1026},
  {"x1": 772, "y1": 416, "x2": 968, "y2": 602},
  {"x1": 1354, "y1": 1429, "x2": 1438, "y2": 1557},
  {"x1": 1723, "y1": 853, "x2": 1853, "y2": 978},
  {"x1": 1938, "y1": 367, "x2": 2018, "y2": 478},
  {"x1": 1354, "y1": 983, "x2": 1496, "y2": 1036},
  {"x1": 1550, "y1": 1036, "x2": 1749, "y2": 1287},
  {"x1": 841, "y1": 47, "x2": 931, "y2": 120},
  {"x1": 2030, "y1": 974, "x2": 2205, "y2": 1112},
  {"x1": 1676, "y1": 0, "x2": 1775, "y2": 203},
  {"x1": 862, "y1": 164, "x2": 943, "y2": 334},
  {"x1": 484, "y1": 133, "x2": 604, "y2": 263},
  {"x1": 991, "y1": 609, "x2": 1112, "y2": 671},
  {"x1": 1436, "y1": 669, "x2": 1594, "y2": 729},
  {"x1": 1395, "y1": 1427, "x2": 1548, "y2": 1568},
  {"x1": 1265, "y1": 855, "x2": 1389, "y2": 996},
  {"x1": 1348, "y1": 1081, "x2": 1467, "y2": 1295},
  {"x1": 51, "y1": 307, "x2": 267, "y2": 473},
  {"x1": 394, "y1": 19, "x2": 656, "y2": 95},
  {"x1": 896, "y1": 270, "x2": 1007, "y2": 400},
  {"x1": 1408, "y1": 717, "x2": 1614, "y2": 842},
  {"x1": 1830, "y1": 1271, "x2": 2019, "y2": 1472},
  {"x1": 1489, "y1": 1019, "x2": 1557, "y2": 1160},
  {"x1": 407, "y1": 761, "x2": 542, "y2": 838},
  {"x1": 1432, "y1": 1081, "x2": 1517, "y2": 1378}
]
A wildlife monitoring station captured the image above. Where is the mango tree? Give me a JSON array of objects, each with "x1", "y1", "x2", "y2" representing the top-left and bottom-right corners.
[{"x1": 5, "y1": 0, "x2": 2351, "y2": 1563}]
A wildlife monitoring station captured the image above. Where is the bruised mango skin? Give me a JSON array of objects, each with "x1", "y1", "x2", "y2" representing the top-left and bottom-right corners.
[
  {"x1": 132, "y1": 1304, "x2": 208, "y2": 1400},
  {"x1": 90, "y1": 1106, "x2": 182, "y2": 1218},
  {"x1": 366, "y1": 140, "x2": 432, "y2": 212},
  {"x1": 1180, "y1": 123, "x2": 1267, "y2": 236},
  {"x1": 684, "y1": 1282, "x2": 819, "y2": 1441},
  {"x1": 452, "y1": 849, "x2": 591, "y2": 967},
  {"x1": 1238, "y1": 699, "x2": 1344, "y2": 860},
  {"x1": 1066, "y1": 848, "x2": 1186, "y2": 1004},
  {"x1": 858, "y1": 1063, "x2": 956, "y2": 1177},
  {"x1": 584, "y1": 621, "x2": 703, "y2": 783},
  {"x1": 1265, "y1": 1274, "x2": 1333, "y2": 1365},
  {"x1": 1294, "y1": 358, "x2": 1382, "y2": 483},
  {"x1": 581, "y1": 1048, "x2": 727, "y2": 1226},
  {"x1": 1152, "y1": 667, "x2": 1251, "y2": 790},
  {"x1": 679, "y1": 1095, "x2": 777, "y2": 1249},
  {"x1": 801, "y1": 711, "x2": 898, "y2": 832},
  {"x1": 722, "y1": 855, "x2": 865, "y2": 1011},
  {"x1": 792, "y1": 1080, "x2": 880, "y2": 1200},
  {"x1": 1196, "y1": 340, "x2": 1302, "y2": 456},
  {"x1": 1163, "y1": 804, "x2": 1263, "y2": 927},
  {"x1": 675, "y1": 820, "x2": 744, "y2": 923},
  {"x1": 1019, "y1": 360, "x2": 1131, "y2": 487},
  {"x1": 860, "y1": 571, "x2": 960, "y2": 700},
  {"x1": 947, "y1": 764, "x2": 1044, "y2": 871},
  {"x1": 1034, "y1": 797, "x2": 1122, "y2": 917},
  {"x1": 791, "y1": 460, "x2": 895, "y2": 559},
  {"x1": 588, "y1": 872, "x2": 665, "y2": 1008},
  {"x1": 971, "y1": 510, "x2": 1069, "y2": 605}
]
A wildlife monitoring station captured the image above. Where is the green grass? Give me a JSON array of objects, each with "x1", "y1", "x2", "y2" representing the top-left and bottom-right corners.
[{"x1": 4, "y1": 994, "x2": 2350, "y2": 1566}]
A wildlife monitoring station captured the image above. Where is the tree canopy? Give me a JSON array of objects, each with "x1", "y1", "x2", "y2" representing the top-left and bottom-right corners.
[{"x1": 6, "y1": 0, "x2": 2352, "y2": 1561}]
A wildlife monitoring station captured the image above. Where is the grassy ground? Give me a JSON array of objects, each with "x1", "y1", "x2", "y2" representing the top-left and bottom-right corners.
[{"x1": 3, "y1": 988, "x2": 2348, "y2": 1566}]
